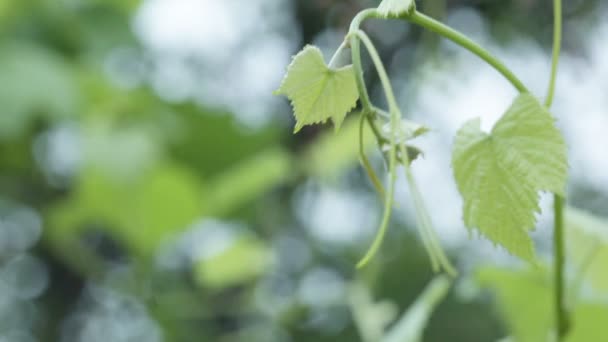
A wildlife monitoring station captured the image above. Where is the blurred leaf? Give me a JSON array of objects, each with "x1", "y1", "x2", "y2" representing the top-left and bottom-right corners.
[
  {"x1": 452, "y1": 94, "x2": 567, "y2": 262},
  {"x1": 48, "y1": 164, "x2": 204, "y2": 258},
  {"x1": 566, "y1": 304, "x2": 608, "y2": 342},
  {"x1": 349, "y1": 282, "x2": 398, "y2": 342},
  {"x1": 275, "y1": 45, "x2": 359, "y2": 132},
  {"x1": 476, "y1": 266, "x2": 552, "y2": 342},
  {"x1": 303, "y1": 116, "x2": 376, "y2": 178},
  {"x1": 350, "y1": 276, "x2": 451, "y2": 342},
  {"x1": 206, "y1": 148, "x2": 293, "y2": 217},
  {"x1": 83, "y1": 117, "x2": 162, "y2": 180},
  {"x1": 566, "y1": 207, "x2": 608, "y2": 292},
  {"x1": 194, "y1": 235, "x2": 270, "y2": 289},
  {"x1": 168, "y1": 104, "x2": 282, "y2": 177},
  {"x1": 0, "y1": 42, "x2": 78, "y2": 139},
  {"x1": 383, "y1": 275, "x2": 451, "y2": 342}
]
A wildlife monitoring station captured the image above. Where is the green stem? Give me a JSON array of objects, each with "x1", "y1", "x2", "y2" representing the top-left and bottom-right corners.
[
  {"x1": 545, "y1": 0, "x2": 562, "y2": 108},
  {"x1": 352, "y1": 29, "x2": 399, "y2": 268},
  {"x1": 348, "y1": 9, "x2": 392, "y2": 148},
  {"x1": 351, "y1": 30, "x2": 400, "y2": 113},
  {"x1": 553, "y1": 195, "x2": 568, "y2": 339},
  {"x1": 349, "y1": 9, "x2": 382, "y2": 112},
  {"x1": 544, "y1": 0, "x2": 567, "y2": 339},
  {"x1": 359, "y1": 111, "x2": 387, "y2": 200},
  {"x1": 405, "y1": 11, "x2": 529, "y2": 93},
  {"x1": 351, "y1": 29, "x2": 455, "y2": 274}
]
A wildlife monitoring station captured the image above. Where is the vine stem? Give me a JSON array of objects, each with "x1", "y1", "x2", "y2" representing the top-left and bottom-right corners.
[
  {"x1": 545, "y1": 0, "x2": 568, "y2": 339},
  {"x1": 350, "y1": 29, "x2": 456, "y2": 275},
  {"x1": 348, "y1": 3, "x2": 566, "y2": 326},
  {"x1": 350, "y1": 29, "x2": 399, "y2": 268}
]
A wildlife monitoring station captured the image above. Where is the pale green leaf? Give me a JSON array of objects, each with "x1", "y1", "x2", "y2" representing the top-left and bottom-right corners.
[
  {"x1": 566, "y1": 304, "x2": 608, "y2": 342},
  {"x1": 476, "y1": 266, "x2": 552, "y2": 342},
  {"x1": 477, "y1": 265, "x2": 608, "y2": 342},
  {"x1": 566, "y1": 207, "x2": 608, "y2": 293},
  {"x1": 452, "y1": 94, "x2": 567, "y2": 261},
  {"x1": 378, "y1": 0, "x2": 416, "y2": 18},
  {"x1": 275, "y1": 45, "x2": 359, "y2": 132},
  {"x1": 206, "y1": 148, "x2": 292, "y2": 216}
]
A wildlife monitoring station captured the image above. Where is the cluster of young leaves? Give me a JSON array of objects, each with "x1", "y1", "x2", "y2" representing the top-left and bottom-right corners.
[{"x1": 377, "y1": 0, "x2": 416, "y2": 18}]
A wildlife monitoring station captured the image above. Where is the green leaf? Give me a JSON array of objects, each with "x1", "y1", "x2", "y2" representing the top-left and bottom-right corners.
[
  {"x1": 275, "y1": 45, "x2": 359, "y2": 133},
  {"x1": 378, "y1": 0, "x2": 416, "y2": 18},
  {"x1": 452, "y1": 93, "x2": 567, "y2": 261}
]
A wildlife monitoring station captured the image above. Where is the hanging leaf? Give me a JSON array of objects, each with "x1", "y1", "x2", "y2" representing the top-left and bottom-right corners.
[
  {"x1": 274, "y1": 45, "x2": 359, "y2": 133},
  {"x1": 452, "y1": 93, "x2": 567, "y2": 262},
  {"x1": 378, "y1": 0, "x2": 416, "y2": 18}
]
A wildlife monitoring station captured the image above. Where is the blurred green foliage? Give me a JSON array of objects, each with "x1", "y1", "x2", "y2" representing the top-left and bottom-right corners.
[{"x1": 1, "y1": 0, "x2": 607, "y2": 341}]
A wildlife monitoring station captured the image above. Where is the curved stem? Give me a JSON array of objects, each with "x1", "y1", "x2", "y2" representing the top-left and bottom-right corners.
[
  {"x1": 351, "y1": 29, "x2": 455, "y2": 274},
  {"x1": 349, "y1": 9, "x2": 392, "y2": 148},
  {"x1": 349, "y1": 9, "x2": 382, "y2": 112},
  {"x1": 350, "y1": 30, "x2": 400, "y2": 113},
  {"x1": 359, "y1": 111, "x2": 387, "y2": 200},
  {"x1": 353, "y1": 28, "x2": 418, "y2": 269},
  {"x1": 352, "y1": 29, "x2": 399, "y2": 268},
  {"x1": 545, "y1": 0, "x2": 562, "y2": 108},
  {"x1": 405, "y1": 11, "x2": 529, "y2": 93}
]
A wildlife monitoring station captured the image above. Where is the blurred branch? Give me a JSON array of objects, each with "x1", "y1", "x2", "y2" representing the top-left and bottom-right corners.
[
  {"x1": 382, "y1": 275, "x2": 451, "y2": 342},
  {"x1": 349, "y1": 275, "x2": 451, "y2": 342}
]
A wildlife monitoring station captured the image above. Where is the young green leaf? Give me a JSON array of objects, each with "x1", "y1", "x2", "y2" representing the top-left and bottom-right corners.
[
  {"x1": 274, "y1": 45, "x2": 359, "y2": 133},
  {"x1": 452, "y1": 93, "x2": 567, "y2": 262},
  {"x1": 378, "y1": 0, "x2": 416, "y2": 18}
]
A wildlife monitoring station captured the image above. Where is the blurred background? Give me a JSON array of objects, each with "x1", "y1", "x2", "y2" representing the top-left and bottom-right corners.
[{"x1": 1, "y1": 0, "x2": 608, "y2": 341}]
